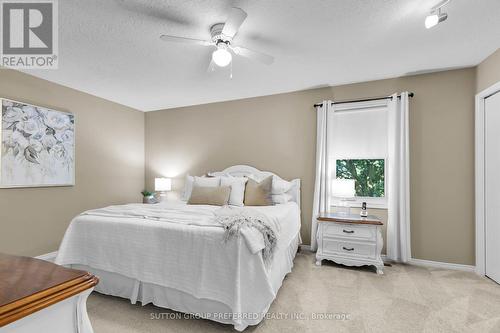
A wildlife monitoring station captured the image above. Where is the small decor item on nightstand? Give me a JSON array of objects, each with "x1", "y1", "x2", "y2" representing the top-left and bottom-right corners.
[
  {"x1": 360, "y1": 202, "x2": 368, "y2": 217},
  {"x1": 141, "y1": 191, "x2": 157, "y2": 204}
]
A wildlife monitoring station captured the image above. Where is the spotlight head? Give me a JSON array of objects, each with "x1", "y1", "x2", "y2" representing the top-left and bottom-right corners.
[
  {"x1": 425, "y1": 11, "x2": 447, "y2": 29},
  {"x1": 425, "y1": 14, "x2": 439, "y2": 29},
  {"x1": 425, "y1": 1, "x2": 449, "y2": 29}
]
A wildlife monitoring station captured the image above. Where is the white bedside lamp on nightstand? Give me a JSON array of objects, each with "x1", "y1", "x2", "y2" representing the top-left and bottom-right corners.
[
  {"x1": 155, "y1": 177, "x2": 172, "y2": 202},
  {"x1": 332, "y1": 179, "x2": 355, "y2": 215}
]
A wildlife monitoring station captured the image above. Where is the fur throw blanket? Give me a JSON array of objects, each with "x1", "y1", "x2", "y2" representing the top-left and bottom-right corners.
[{"x1": 215, "y1": 208, "x2": 279, "y2": 264}]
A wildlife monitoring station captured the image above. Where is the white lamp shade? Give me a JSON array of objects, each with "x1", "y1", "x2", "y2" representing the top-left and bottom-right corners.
[
  {"x1": 332, "y1": 179, "x2": 355, "y2": 198},
  {"x1": 155, "y1": 178, "x2": 171, "y2": 192}
]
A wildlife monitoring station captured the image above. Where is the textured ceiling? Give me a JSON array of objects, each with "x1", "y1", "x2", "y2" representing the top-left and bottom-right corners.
[{"x1": 22, "y1": 0, "x2": 500, "y2": 111}]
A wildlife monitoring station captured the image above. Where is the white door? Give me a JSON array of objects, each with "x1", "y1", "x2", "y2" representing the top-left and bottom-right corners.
[{"x1": 485, "y1": 91, "x2": 500, "y2": 284}]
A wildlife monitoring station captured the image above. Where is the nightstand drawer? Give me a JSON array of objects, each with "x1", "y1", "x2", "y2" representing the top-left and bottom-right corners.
[
  {"x1": 322, "y1": 223, "x2": 376, "y2": 240},
  {"x1": 322, "y1": 238, "x2": 376, "y2": 259}
]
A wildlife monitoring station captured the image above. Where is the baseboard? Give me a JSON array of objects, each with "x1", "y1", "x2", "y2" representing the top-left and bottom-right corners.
[
  {"x1": 35, "y1": 251, "x2": 58, "y2": 263},
  {"x1": 408, "y1": 258, "x2": 475, "y2": 272},
  {"x1": 382, "y1": 255, "x2": 474, "y2": 272}
]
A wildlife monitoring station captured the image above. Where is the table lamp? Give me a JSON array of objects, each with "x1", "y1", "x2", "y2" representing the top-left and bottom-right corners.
[
  {"x1": 332, "y1": 179, "x2": 355, "y2": 215},
  {"x1": 155, "y1": 177, "x2": 172, "y2": 202}
]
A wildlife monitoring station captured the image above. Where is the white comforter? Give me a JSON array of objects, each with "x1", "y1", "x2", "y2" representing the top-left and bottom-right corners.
[{"x1": 55, "y1": 201, "x2": 301, "y2": 328}]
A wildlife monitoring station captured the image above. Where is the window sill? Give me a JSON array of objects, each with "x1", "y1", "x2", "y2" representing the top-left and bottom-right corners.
[{"x1": 332, "y1": 198, "x2": 388, "y2": 210}]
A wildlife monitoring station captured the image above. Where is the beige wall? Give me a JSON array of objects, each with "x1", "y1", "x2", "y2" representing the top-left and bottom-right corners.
[
  {"x1": 477, "y1": 48, "x2": 500, "y2": 93},
  {"x1": 3, "y1": 61, "x2": 487, "y2": 263},
  {"x1": 0, "y1": 69, "x2": 145, "y2": 257},
  {"x1": 146, "y1": 68, "x2": 476, "y2": 265},
  {"x1": 3, "y1": 46, "x2": 498, "y2": 264}
]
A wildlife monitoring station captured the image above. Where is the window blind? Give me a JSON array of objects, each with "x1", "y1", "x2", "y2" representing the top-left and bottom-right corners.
[{"x1": 329, "y1": 105, "x2": 388, "y2": 159}]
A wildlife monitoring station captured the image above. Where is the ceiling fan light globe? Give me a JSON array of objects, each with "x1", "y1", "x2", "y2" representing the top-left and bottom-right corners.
[{"x1": 212, "y1": 48, "x2": 232, "y2": 67}]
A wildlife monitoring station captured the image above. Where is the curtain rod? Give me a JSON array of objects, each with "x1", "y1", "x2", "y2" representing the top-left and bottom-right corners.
[{"x1": 313, "y1": 92, "x2": 414, "y2": 108}]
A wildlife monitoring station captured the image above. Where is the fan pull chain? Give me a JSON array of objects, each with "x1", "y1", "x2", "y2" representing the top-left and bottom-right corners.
[{"x1": 230, "y1": 61, "x2": 233, "y2": 79}]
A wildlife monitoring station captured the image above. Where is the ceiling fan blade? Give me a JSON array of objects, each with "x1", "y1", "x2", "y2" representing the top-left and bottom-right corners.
[
  {"x1": 207, "y1": 59, "x2": 216, "y2": 73},
  {"x1": 221, "y1": 7, "x2": 247, "y2": 38},
  {"x1": 160, "y1": 35, "x2": 212, "y2": 46},
  {"x1": 232, "y1": 46, "x2": 274, "y2": 65}
]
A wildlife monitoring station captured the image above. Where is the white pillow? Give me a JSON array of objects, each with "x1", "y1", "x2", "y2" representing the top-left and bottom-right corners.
[
  {"x1": 183, "y1": 175, "x2": 220, "y2": 201},
  {"x1": 220, "y1": 176, "x2": 248, "y2": 206},
  {"x1": 183, "y1": 175, "x2": 194, "y2": 201},
  {"x1": 272, "y1": 193, "x2": 293, "y2": 204},
  {"x1": 272, "y1": 176, "x2": 292, "y2": 194},
  {"x1": 194, "y1": 176, "x2": 220, "y2": 187},
  {"x1": 246, "y1": 174, "x2": 263, "y2": 182}
]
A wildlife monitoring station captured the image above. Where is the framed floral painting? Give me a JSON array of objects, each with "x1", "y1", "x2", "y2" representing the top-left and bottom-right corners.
[{"x1": 1, "y1": 98, "x2": 75, "y2": 188}]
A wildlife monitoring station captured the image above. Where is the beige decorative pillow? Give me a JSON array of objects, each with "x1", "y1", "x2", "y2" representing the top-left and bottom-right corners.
[
  {"x1": 244, "y1": 176, "x2": 273, "y2": 206},
  {"x1": 188, "y1": 186, "x2": 230, "y2": 206}
]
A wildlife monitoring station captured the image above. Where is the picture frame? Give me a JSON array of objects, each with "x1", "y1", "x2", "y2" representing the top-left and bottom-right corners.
[{"x1": 0, "y1": 98, "x2": 75, "y2": 188}]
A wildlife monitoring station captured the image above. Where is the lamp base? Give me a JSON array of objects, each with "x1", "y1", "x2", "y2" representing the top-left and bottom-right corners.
[
  {"x1": 336, "y1": 206, "x2": 351, "y2": 215},
  {"x1": 337, "y1": 199, "x2": 352, "y2": 215}
]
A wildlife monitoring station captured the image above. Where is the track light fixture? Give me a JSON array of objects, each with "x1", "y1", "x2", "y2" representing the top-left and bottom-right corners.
[{"x1": 425, "y1": 0, "x2": 450, "y2": 29}]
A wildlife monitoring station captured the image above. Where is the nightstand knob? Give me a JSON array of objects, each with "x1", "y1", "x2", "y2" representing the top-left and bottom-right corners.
[
  {"x1": 343, "y1": 229, "x2": 354, "y2": 234},
  {"x1": 342, "y1": 247, "x2": 355, "y2": 251}
]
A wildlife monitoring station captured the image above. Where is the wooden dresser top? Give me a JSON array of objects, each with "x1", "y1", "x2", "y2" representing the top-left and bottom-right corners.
[
  {"x1": 0, "y1": 253, "x2": 98, "y2": 327},
  {"x1": 318, "y1": 212, "x2": 383, "y2": 225}
]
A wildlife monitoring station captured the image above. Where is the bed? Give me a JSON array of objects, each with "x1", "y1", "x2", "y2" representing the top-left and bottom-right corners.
[{"x1": 55, "y1": 165, "x2": 301, "y2": 331}]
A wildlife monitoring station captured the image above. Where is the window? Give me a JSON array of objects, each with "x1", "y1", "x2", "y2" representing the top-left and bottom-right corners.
[
  {"x1": 329, "y1": 100, "x2": 389, "y2": 208},
  {"x1": 336, "y1": 159, "x2": 385, "y2": 197}
]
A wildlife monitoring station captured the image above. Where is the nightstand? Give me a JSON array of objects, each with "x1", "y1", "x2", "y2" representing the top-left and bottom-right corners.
[{"x1": 315, "y1": 213, "x2": 384, "y2": 274}]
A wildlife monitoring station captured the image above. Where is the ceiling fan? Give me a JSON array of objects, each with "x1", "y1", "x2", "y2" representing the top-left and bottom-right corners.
[{"x1": 160, "y1": 7, "x2": 274, "y2": 70}]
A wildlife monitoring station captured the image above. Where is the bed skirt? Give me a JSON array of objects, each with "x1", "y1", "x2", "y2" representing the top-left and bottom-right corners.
[{"x1": 72, "y1": 233, "x2": 301, "y2": 331}]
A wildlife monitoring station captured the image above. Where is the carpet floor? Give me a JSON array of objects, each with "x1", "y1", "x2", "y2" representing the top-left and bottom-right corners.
[{"x1": 87, "y1": 252, "x2": 500, "y2": 332}]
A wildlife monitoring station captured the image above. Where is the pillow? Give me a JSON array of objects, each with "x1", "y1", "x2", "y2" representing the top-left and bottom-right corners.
[
  {"x1": 220, "y1": 176, "x2": 247, "y2": 207},
  {"x1": 194, "y1": 176, "x2": 220, "y2": 187},
  {"x1": 183, "y1": 175, "x2": 221, "y2": 201},
  {"x1": 244, "y1": 176, "x2": 273, "y2": 206},
  {"x1": 247, "y1": 174, "x2": 292, "y2": 195},
  {"x1": 272, "y1": 176, "x2": 292, "y2": 195},
  {"x1": 183, "y1": 175, "x2": 194, "y2": 200},
  {"x1": 187, "y1": 186, "x2": 230, "y2": 206},
  {"x1": 272, "y1": 193, "x2": 293, "y2": 204}
]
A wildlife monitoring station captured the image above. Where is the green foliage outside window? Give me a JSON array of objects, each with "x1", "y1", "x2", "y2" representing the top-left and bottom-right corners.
[{"x1": 336, "y1": 159, "x2": 385, "y2": 197}]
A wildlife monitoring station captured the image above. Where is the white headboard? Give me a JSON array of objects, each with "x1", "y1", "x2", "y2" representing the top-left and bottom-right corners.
[{"x1": 208, "y1": 165, "x2": 301, "y2": 206}]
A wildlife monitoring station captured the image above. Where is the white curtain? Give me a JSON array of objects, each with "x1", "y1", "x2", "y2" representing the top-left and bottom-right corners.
[
  {"x1": 386, "y1": 92, "x2": 411, "y2": 263},
  {"x1": 311, "y1": 101, "x2": 333, "y2": 251}
]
